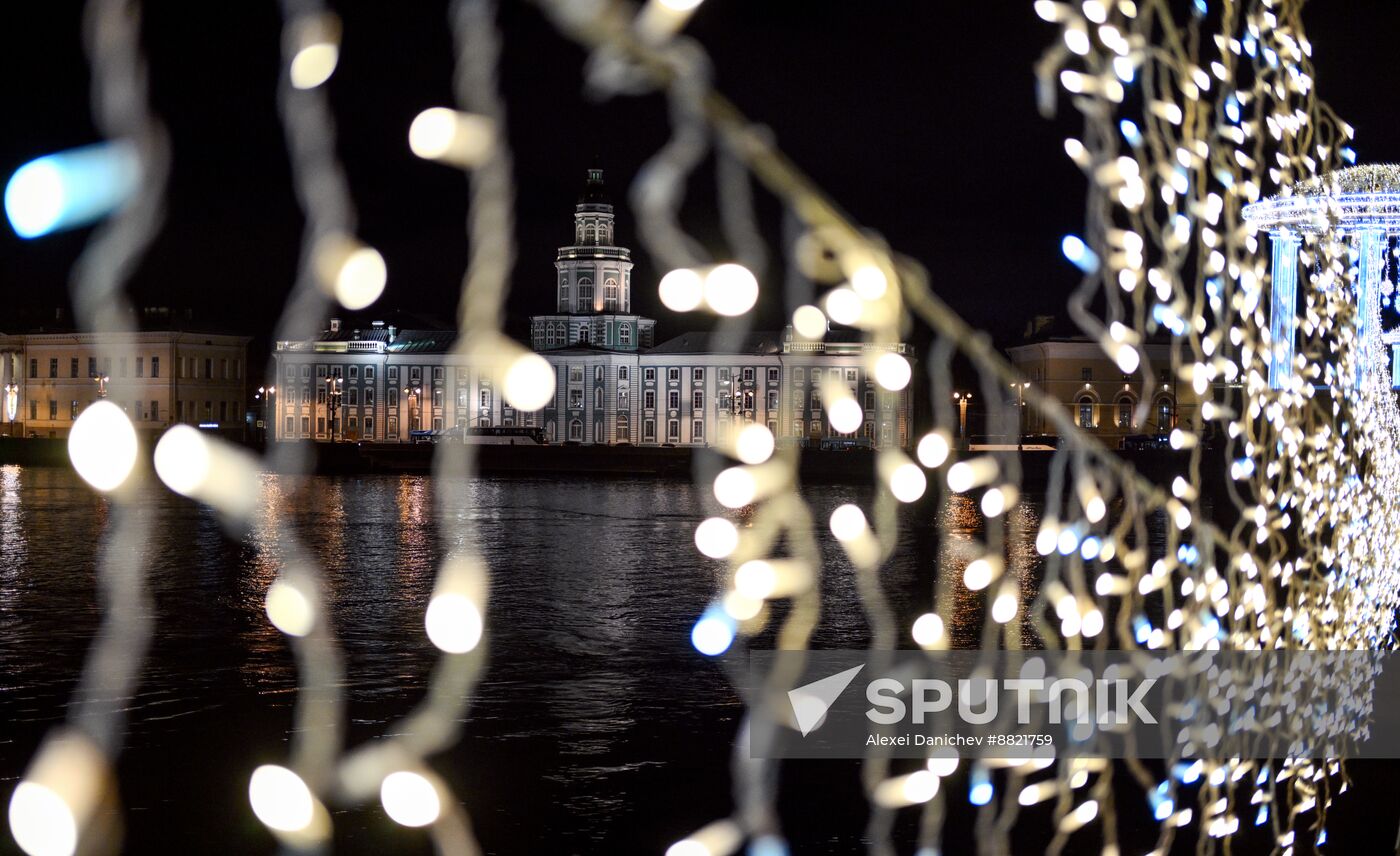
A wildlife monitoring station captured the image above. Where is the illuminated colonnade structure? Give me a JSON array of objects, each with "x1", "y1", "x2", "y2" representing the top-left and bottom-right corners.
[{"x1": 1243, "y1": 164, "x2": 1400, "y2": 390}]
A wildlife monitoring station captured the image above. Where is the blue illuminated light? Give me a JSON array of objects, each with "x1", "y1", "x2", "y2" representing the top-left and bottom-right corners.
[
  {"x1": 748, "y1": 835, "x2": 789, "y2": 856},
  {"x1": 1256, "y1": 805, "x2": 1268, "y2": 826},
  {"x1": 1193, "y1": 0, "x2": 1207, "y2": 16},
  {"x1": 1061, "y1": 235, "x2": 1100, "y2": 274},
  {"x1": 691, "y1": 603, "x2": 737, "y2": 656},
  {"x1": 1224, "y1": 95, "x2": 1241, "y2": 124},
  {"x1": 1119, "y1": 119, "x2": 1142, "y2": 146},
  {"x1": 969, "y1": 766, "x2": 993, "y2": 806},
  {"x1": 1133, "y1": 616, "x2": 1151, "y2": 644},
  {"x1": 4, "y1": 142, "x2": 140, "y2": 239},
  {"x1": 1341, "y1": 147, "x2": 1357, "y2": 164}
]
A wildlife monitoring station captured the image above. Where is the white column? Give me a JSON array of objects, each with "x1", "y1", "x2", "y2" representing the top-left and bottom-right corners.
[{"x1": 1268, "y1": 230, "x2": 1300, "y2": 390}]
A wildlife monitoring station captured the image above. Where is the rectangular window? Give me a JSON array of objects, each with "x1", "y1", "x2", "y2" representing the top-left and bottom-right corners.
[
  {"x1": 743, "y1": 367, "x2": 754, "y2": 382},
  {"x1": 365, "y1": 366, "x2": 375, "y2": 381},
  {"x1": 767, "y1": 390, "x2": 778, "y2": 409},
  {"x1": 285, "y1": 415, "x2": 294, "y2": 435},
  {"x1": 692, "y1": 391, "x2": 703, "y2": 410},
  {"x1": 133, "y1": 400, "x2": 142, "y2": 420},
  {"x1": 220, "y1": 401, "x2": 228, "y2": 422},
  {"x1": 28, "y1": 359, "x2": 36, "y2": 379},
  {"x1": 48, "y1": 400, "x2": 57, "y2": 419},
  {"x1": 644, "y1": 390, "x2": 655, "y2": 409},
  {"x1": 644, "y1": 419, "x2": 655, "y2": 441},
  {"x1": 668, "y1": 368, "x2": 680, "y2": 382},
  {"x1": 793, "y1": 367, "x2": 804, "y2": 381},
  {"x1": 70, "y1": 400, "x2": 78, "y2": 420},
  {"x1": 644, "y1": 368, "x2": 656, "y2": 382},
  {"x1": 70, "y1": 358, "x2": 78, "y2": 378},
  {"x1": 1081, "y1": 368, "x2": 1092, "y2": 382},
  {"x1": 89, "y1": 357, "x2": 97, "y2": 378},
  {"x1": 388, "y1": 366, "x2": 398, "y2": 381},
  {"x1": 28, "y1": 400, "x2": 36, "y2": 420},
  {"x1": 388, "y1": 416, "x2": 398, "y2": 437},
  {"x1": 692, "y1": 368, "x2": 703, "y2": 383},
  {"x1": 364, "y1": 417, "x2": 374, "y2": 436},
  {"x1": 348, "y1": 416, "x2": 358, "y2": 434},
  {"x1": 151, "y1": 356, "x2": 159, "y2": 378},
  {"x1": 846, "y1": 369, "x2": 857, "y2": 382},
  {"x1": 205, "y1": 358, "x2": 212, "y2": 379},
  {"x1": 220, "y1": 358, "x2": 228, "y2": 379},
  {"x1": 480, "y1": 390, "x2": 491, "y2": 408},
  {"x1": 668, "y1": 390, "x2": 680, "y2": 409},
  {"x1": 119, "y1": 358, "x2": 127, "y2": 377},
  {"x1": 432, "y1": 389, "x2": 443, "y2": 408},
  {"x1": 388, "y1": 388, "x2": 399, "y2": 408},
  {"x1": 569, "y1": 389, "x2": 583, "y2": 408},
  {"x1": 364, "y1": 388, "x2": 374, "y2": 406},
  {"x1": 570, "y1": 366, "x2": 583, "y2": 383},
  {"x1": 865, "y1": 391, "x2": 875, "y2": 410},
  {"x1": 135, "y1": 357, "x2": 144, "y2": 377},
  {"x1": 618, "y1": 366, "x2": 629, "y2": 381},
  {"x1": 301, "y1": 416, "x2": 310, "y2": 436},
  {"x1": 768, "y1": 367, "x2": 779, "y2": 383},
  {"x1": 347, "y1": 388, "x2": 359, "y2": 406},
  {"x1": 667, "y1": 419, "x2": 680, "y2": 441},
  {"x1": 150, "y1": 401, "x2": 158, "y2": 421},
  {"x1": 349, "y1": 365, "x2": 359, "y2": 379},
  {"x1": 48, "y1": 358, "x2": 57, "y2": 378},
  {"x1": 720, "y1": 368, "x2": 730, "y2": 382},
  {"x1": 693, "y1": 420, "x2": 704, "y2": 440},
  {"x1": 433, "y1": 367, "x2": 443, "y2": 380},
  {"x1": 619, "y1": 390, "x2": 629, "y2": 408}
]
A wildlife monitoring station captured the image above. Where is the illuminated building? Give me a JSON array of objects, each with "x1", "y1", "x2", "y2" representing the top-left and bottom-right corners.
[
  {"x1": 1006, "y1": 316, "x2": 1198, "y2": 444},
  {"x1": 272, "y1": 170, "x2": 913, "y2": 447},
  {"x1": 0, "y1": 331, "x2": 250, "y2": 439}
]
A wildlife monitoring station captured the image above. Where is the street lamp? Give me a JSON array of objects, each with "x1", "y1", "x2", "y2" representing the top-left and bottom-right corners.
[
  {"x1": 257, "y1": 385, "x2": 276, "y2": 443},
  {"x1": 405, "y1": 385, "x2": 422, "y2": 435},
  {"x1": 326, "y1": 376, "x2": 342, "y2": 441},
  {"x1": 1011, "y1": 381, "x2": 1029, "y2": 448},
  {"x1": 952, "y1": 391, "x2": 972, "y2": 445}
]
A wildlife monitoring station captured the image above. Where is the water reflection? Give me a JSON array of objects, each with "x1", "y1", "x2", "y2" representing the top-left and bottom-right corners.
[{"x1": 0, "y1": 470, "x2": 1133, "y2": 853}]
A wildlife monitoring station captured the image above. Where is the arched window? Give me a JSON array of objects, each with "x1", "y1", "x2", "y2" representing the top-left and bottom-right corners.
[
  {"x1": 1077, "y1": 396, "x2": 1095, "y2": 429},
  {"x1": 605, "y1": 277, "x2": 618, "y2": 310},
  {"x1": 619, "y1": 325, "x2": 631, "y2": 346},
  {"x1": 585, "y1": 224, "x2": 596, "y2": 244},
  {"x1": 1156, "y1": 397, "x2": 1175, "y2": 431},
  {"x1": 578, "y1": 277, "x2": 594, "y2": 309},
  {"x1": 1116, "y1": 397, "x2": 1134, "y2": 428},
  {"x1": 578, "y1": 326, "x2": 591, "y2": 344},
  {"x1": 569, "y1": 419, "x2": 583, "y2": 441},
  {"x1": 594, "y1": 387, "x2": 602, "y2": 409},
  {"x1": 617, "y1": 415, "x2": 630, "y2": 441}
]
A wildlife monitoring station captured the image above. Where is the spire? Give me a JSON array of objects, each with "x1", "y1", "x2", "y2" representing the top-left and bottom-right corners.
[{"x1": 578, "y1": 168, "x2": 610, "y2": 208}]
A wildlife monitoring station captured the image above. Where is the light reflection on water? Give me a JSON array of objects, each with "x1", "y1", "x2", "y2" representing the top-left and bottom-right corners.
[{"x1": 0, "y1": 469, "x2": 1059, "y2": 853}]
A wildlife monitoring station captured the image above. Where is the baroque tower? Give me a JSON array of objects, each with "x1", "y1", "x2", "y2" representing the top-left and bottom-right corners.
[{"x1": 530, "y1": 169, "x2": 655, "y2": 352}]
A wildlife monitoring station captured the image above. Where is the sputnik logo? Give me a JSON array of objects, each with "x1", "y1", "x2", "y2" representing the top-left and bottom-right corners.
[{"x1": 788, "y1": 664, "x2": 864, "y2": 736}]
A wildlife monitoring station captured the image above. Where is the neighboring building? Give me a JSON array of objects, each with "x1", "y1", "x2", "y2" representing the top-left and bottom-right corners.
[
  {"x1": 0, "y1": 331, "x2": 251, "y2": 440},
  {"x1": 1007, "y1": 316, "x2": 1196, "y2": 444},
  {"x1": 270, "y1": 170, "x2": 914, "y2": 449}
]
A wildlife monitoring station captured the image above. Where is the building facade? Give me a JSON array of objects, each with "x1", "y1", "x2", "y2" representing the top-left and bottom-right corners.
[
  {"x1": 0, "y1": 331, "x2": 251, "y2": 439},
  {"x1": 271, "y1": 171, "x2": 913, "y2": 449},
  {"x1": 1006, "y1": 332, "x2": 1197, "y2": 444}
]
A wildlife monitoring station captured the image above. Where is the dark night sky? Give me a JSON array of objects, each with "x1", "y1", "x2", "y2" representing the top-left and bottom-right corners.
[{"x1": 3, "y1": 1, "x2": 1400, "y2": 349}]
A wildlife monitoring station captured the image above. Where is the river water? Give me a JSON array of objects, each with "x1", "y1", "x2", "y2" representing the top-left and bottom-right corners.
[{"x1": 0, "y1": 466, "x2": 1392, "y2": 854}]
